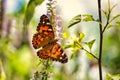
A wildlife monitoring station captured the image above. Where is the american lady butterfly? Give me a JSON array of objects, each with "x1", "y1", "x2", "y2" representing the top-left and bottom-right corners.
[{"x1": 32, "y1": 15, "x2": 68, "y2": 63}]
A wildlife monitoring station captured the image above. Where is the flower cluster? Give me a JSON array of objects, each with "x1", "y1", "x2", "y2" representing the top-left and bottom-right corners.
[{"x1": 46, "y1": 0, "x2": 63, "y2": 42}]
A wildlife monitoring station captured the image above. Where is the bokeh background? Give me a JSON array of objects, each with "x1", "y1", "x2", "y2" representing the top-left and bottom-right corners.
[{"x1": 0, "y1": 0, "x2": 120, "y2": 80}]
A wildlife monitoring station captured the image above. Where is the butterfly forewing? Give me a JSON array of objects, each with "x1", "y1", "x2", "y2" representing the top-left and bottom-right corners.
[
  {"x1": 32, "y1": 33, "x2": 54, "y2": 49},
  {"x1": 32, "y1": 15, "x2": 54, "y2": 49}
]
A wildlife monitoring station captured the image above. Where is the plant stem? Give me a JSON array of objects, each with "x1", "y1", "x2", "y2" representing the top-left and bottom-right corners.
[
  {"x1": 98, "y1": 0, "x2": 103, "y2": 80},
  {"x1": 82, "y1": 48, "x2": 99, "y2": 60}
]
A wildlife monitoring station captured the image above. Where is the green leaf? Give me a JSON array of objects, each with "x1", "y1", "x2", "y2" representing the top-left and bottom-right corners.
[
  {"x1": 116, "y1": 21, "x2": 120, "y2": 26},
  {"x1": 82, "y1": 14, "x2": 95, "y2": 22},
  {"x1": 70, "y1": 49, "x2": 79, "y2": 59},
  {"x1": 106, "y1": 73, "x2": 120, "y2": 80},
  {"x1": 107, "y1": 24, "x2": 119, "y2": 29},
  {"x1": 112, "y1": 74, "x2": 120, "y2": 80},
  {"x1": 74, "y1": 41, "x2": 83, "y2": 49},
  {"x1": 67, "y1": 15, "x2": 81, "y2": 28},
  {"x1": 106, "y1": 73, "x2": 113, "y2": 80},
  {"x1": 109, "y1": 14, "x2": 120, "y2": 23},
  {"x1": 24, "y1": 0, "x2": 44, "y2": 26},
  {"x1": 85, "y1": 52, "x2": 94, "y2": 60},
  {"x1": 63, "y1": 32, "x2": 70, "y2": 39},
  {"x1": 102, "y1": 9, "x2": 108, "y2": 19},
  {"x1": 78, "y1": 33, "x2": 85, "y2": 42},
  {"x1": 85, "y1": 39, "x2": 96, "y2": 50},
  {"x1": 63, "y1": 44, "x2": 74, "y2": 49}
]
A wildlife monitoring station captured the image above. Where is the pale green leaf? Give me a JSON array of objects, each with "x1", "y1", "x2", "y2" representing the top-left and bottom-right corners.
[
  {"x1": 63, "y1": 44, "x2": 74, "y2": 49},
  {"x1": 82, "y1": 14, "x2": 95, "y2": 22},
  {"x1": 78, "y1": 33, "x2": 85, "y2": 42},
  {"x1": 62, "y1": 32, "x2": 70, "y2": 39},
  {"x1": 67, "y1": 15, "x2": 81, "y2": 28},
  {"x1": 116, "y1": 21, "x2": 120, "y2": 26},
  {"x1": 107, "y1": 24, "x2": 119, "y2": 29},
  {"x1": 109, "y1": 14, "x2": 120, "y2": 23},
  {"x1": 106, "y1": 73, "x2": 120, "y2": 80},
  {"x1": 74, "y1": 41, "x2": 83, "y2": 49},
  {"x1": 106, "y1": 73, "x2": 113, "y2": 80},
  {"x1": 24, "y1": 0, "x2": 44, "y2": 26},
  {"x1": 85, "y1": 39, "x2": 96, "y2": 50}
]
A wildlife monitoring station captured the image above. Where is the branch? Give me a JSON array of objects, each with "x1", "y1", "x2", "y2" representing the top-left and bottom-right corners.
[{"x1": 98, "y1": 0, "x2": 103, "y2": 80}]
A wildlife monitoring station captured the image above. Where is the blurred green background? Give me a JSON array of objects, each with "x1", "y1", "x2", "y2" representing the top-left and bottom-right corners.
[{"x1": 0, "y1": 0, "x2": 120, "y2": 80}]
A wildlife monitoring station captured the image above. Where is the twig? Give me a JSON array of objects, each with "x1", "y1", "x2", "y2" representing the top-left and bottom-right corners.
[
  {"x1": 102, "y1": 0, "x2": 111, "y2": 33},
  {"x1": 98, "y1": 0, "x2": 103, "y2": 80}
]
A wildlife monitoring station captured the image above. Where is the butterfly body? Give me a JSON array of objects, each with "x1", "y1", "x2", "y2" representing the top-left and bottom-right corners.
[{"x1": 32, "y1": 15, "x2": 68, "y2": 63}]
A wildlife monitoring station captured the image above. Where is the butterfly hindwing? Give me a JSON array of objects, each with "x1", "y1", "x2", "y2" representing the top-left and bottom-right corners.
[
  {"x1": 37, "y1": 40, "x2": 68, "y2": 63},
  {"x1": 50, "y1": 43, "x2": 68, "y2": 63}
]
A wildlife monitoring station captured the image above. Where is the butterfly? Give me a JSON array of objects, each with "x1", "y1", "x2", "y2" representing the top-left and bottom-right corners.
[{"x1": 32, "y1": 15, "x2": 68, "y2": 63}]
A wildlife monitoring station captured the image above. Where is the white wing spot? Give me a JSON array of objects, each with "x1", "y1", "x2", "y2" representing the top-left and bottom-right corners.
[
  {"x1": 62, "y1": 52, "x2": 65, "y2": 56},
  {"x1": 48, "y1": 29, "x2": 52, "y2": 31},
  {"x1": 60, "y1": 57, "x2": 63, "y2": 59},
  {"x1": 43, "y1": 21, "x2": 45, "y2": 24},
  {"x1": 46, "y1": 22, "x2": 50, "y2": 25}
]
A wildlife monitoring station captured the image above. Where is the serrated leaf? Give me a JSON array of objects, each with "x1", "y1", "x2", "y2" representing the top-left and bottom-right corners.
[
  {"x1": 78, "y1": 33, "x2": 85, "y2": 42},
  {"x1": 24, "y1": 0, "x2": 44, "y2": 26},
  {"x1": 82, "y1": 14, "x2": 95, "y2": 22},
  {"x1": 67, "y1": 15, "x2": 81, "y2": 28},
  {"x1": 85, "y1": 39, "x2": 96, "y2": 50},
  {"x1": 85, "y1": 52, "x2": 94, "y2": 60}
]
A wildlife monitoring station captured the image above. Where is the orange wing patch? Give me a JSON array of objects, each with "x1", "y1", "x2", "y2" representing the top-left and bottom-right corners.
[
  {"x1": 32, "y1": 32, "x2": 54, "y2": 49},
  {"x1": 32, "y1": 14, "x2": 68, "y2": 63},
  {"x1": 37, "y1": 41, "x2": 68, "y2": 63}
]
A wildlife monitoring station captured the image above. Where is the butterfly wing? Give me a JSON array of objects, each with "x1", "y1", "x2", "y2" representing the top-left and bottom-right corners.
[
  {"x1": 32, "y1": 33, "x2": 54, "y2": 49},
  {"x1": 32, "y1": 15, "x2": 54, "y2": 49},
  {"x1": 37, "y1": 15, "x2": 54, "y2": 34},
  {"x1": 50, "y1": 43, "x2": 68, "y2": 63},
  {"x1": 37, "y1": 40, "x2": 68, "y2": 63}
]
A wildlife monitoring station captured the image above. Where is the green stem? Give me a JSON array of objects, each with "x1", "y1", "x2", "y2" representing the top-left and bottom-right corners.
[
  {"x1": 82, "y1": 48, "x2": 99, "y2": 60},
  {"x1": 98, "y1": 0, "x2": 103, "y2": 80}
]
